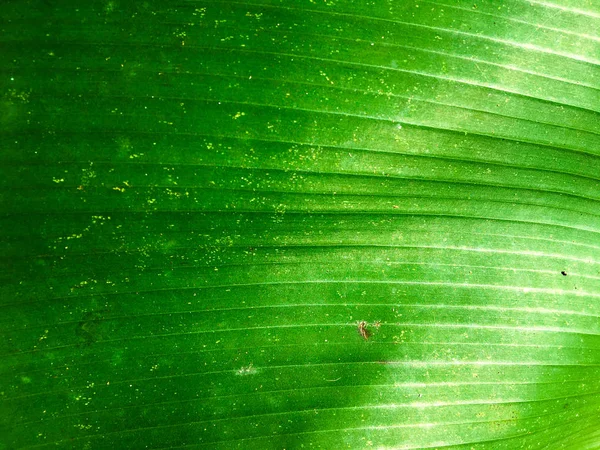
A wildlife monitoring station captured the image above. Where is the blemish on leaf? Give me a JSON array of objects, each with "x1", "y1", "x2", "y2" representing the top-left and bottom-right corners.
[
  {"x1": 357, "y1": 321, "x2": 371, "y2": 340},
  {"x1": 236, "y1": 363, "x2": 257, "y2": 376}
]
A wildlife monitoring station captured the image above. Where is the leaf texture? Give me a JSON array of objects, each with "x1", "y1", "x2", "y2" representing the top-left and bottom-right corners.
[{"x1": 1, "y1": 0, "x2": 599, "y2": 448}]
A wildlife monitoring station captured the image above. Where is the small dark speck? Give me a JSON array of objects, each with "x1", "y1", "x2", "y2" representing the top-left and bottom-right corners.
[{"x1": 561, "y1": 271, "x2": 567, "y2": 276}]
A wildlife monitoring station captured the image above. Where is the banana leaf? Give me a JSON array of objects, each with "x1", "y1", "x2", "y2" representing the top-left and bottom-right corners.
[{"x1": 1, "y1": 0, "x2": 599, "y2": 448}]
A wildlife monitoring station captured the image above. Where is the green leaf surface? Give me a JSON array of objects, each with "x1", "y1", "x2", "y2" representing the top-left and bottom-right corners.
[{"x1": 1, "y1": 0, "x2": 599, "y2": 448}]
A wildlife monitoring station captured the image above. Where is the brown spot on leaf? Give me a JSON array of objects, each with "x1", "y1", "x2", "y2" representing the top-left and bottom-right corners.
[{"x1": 357, "y1": 321, "x2": 371, "y2": 340}]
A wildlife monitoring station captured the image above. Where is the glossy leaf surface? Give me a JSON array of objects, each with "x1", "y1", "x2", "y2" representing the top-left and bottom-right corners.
[{"x1": 1, "y1": 1, "x2": 599, "y2": 448}]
